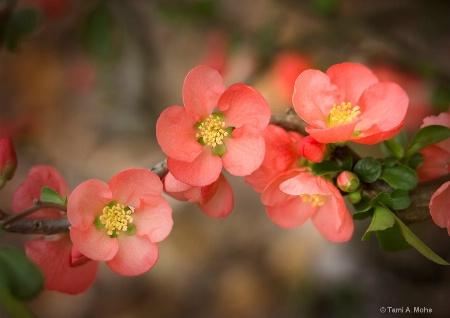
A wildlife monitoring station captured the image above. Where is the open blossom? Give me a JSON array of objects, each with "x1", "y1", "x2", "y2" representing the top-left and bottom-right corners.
[
  {"x1": 429, "y1": 181, "x2": 450, "y2": 236},
  {"x1": 0, "y1": 137, "x2": 17, "y2": 189},
  {"x1": 164, "y1": 172, "x2": 234, "y2": 218},
  {"x1": 12, "y1": 165, "x2": 98, "y2": 294},
  {"x1": 245, "y1": 125, "x2": 303, "y2": 193},
  {"x1": 156, "y1": 65, "x2": 271, "y2": 187},
  {"x1": 416, "y1": 111, "x2": 450, "y2": 182},
  {"x1": 292, "y1": 62, "x2": 409, "y2": 144},
  {"x1": 67, "y1": 168, "x2": 173, "y2": 276},
  {"x1": 261, "y1": 168, "x2": 354, "y2": 242}
]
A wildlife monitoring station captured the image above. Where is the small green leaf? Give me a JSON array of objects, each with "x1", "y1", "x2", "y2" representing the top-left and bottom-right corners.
[
  {"x1": 408, "y1": 153, "x2": 424, "y2": 170},
  {"x1": 311, "y1": 160, "x2": 343, "y2": 176},
  {"x1": 376, "y1": 222, "x2": 411, "y2": 252},
  {"x1": 369, "y1": 192, "x2": 392, "y2": 207},
  {"x1": 388, "y1": 190, "x2": 412, "y2": 210},
  {"x1": 82, "y1": 4, "x2": 115, "y2": 60},
  {"x1": 341, "y1": 156, "x2": 353, "y2": 171},
  {"x1": 362, "y1": 205, "x2": 395, "y2": 241},
  {"x1": 382, "y1": 139, "x2": 404, "y2": 159},
  {"x1": 40, "y1": 187, "x2": 65, "y2": 205},
  {"x1": 391, "y1": 214, "x2": 449, "y2": 265},
  {"x1": 0, "y1": 285, "x2": 35, "y2": 318},
  {"x1": 354, "y1": 157, "x2": 382, "y2": 183},
  {"x1": 353, "y1": 195, "x2": 372, "y2": 213},
  {"x1": 352, "y1": 208, "x2": 373, "y2": 220},
  {"x1": 405, "y1": 125, "x2": 450, "y2": 160},
  {"x1": 380, "y1": 164, "x2": 418, "y2": 191}
]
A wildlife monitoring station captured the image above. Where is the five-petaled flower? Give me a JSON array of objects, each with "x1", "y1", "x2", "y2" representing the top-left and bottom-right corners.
[
  {"x1": 156, "y1": 65, "x2": 271, "y2": 187},
  {"x1": 261, "y1": 168, "x2": 354, "y2": 242},
  {"x1": 292, "y1": 62, "x2": 409, "y2": 144},
  {"x1": 67, "y1": 168, "x2": 173, "y2": 276}
]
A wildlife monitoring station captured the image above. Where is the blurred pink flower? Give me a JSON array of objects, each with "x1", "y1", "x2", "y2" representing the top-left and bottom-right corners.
[
  {"x1": 261, "y1": 168, "x2": 354, "y2": 242},
  {"x1": 0, "y1": 137, "x2": 17, "y2": 189},
  {"x1": 164, "y1": 172, "x2": 234, "y2": 218},
  {"x1": 67, "y1": 168, "x2": 173, "y2": 276},
  {"x1": 429, "y1": 181, "x2": 450, "y2": 235},
  {"x1": 245, "y1": 125, "x2": 303, "y2": 193},
  {"x1": 293, "y1": 62, "x2": 409, "y2": 144},
  {"x1": 298, "y1": 135, "x2": 326, "y2": 163},
  {"x1": 416, "y1": 111, "x2": 450, "y2": 182},
  {"x1": 156, "y1": 65, "x2": 271, "y2": 186}
]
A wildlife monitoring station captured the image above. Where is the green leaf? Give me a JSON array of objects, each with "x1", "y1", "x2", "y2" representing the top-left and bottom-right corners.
[
  {"x1": 405, "y1": 125, "x2": 450, "y2": 161},
  {"x1": 311, "y1": 160, "x2": 343, "y2": 176},
  {"x1": 353, "y1": 195, "x2": 372, "y2": 213},
  {"x1": 376, "y1": 222, "x2": 411, "y2": 252},
  {"x1": 40, "y1": 187, "x2": 65, "y2": 205},
  {"x1": 4, "y1": 8, "x2": 42, "y2": 51},
  {"x1": 341, "y1": 156, "x2": 353, "y2": 171},
  {"x1": 82, "y1": 4, "x2": 115, "y2": 60},
  {"x1": 0, "y1": 247, "x2": 44, "y2": 300},
  {"x1": 352, "y1": 208, "x2": 373, "y2": 220},
  {"x1": 408, "y1": 153, "x2": 424, "y2": 170},
  {"x1": 391, "y1": 214, "x2": 449, "y2": 265},
  {"x1": 382, "y1": 139, "x2": 404, "y2": 159},
  {"x1": 0, "y1": 285, "x2": 35, "y2": 318},
  {"x1": 362, "y1": 205, "x2": 395, "y2": 241},
  {"x1": 388, "y1": 190, "x2": 412, "y2": 210},
  {"x1": 380, "y1": 164, "x2": 418, "y2": 191},
  {"x1": 353, "y1": 157, "x2": 382, "y2": 183}
]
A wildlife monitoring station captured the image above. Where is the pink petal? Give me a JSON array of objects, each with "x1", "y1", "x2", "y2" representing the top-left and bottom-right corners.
[
  {"x1": 429, "y1": 181, "x2": 450, "y2": 230},
  {"x1": 198, "y1": 173, "x2": 234, "y2": 218},
  {"x1": 305, "y1": 120, "x2": 358, "y2": 144},
  {"x1": 70, "y1": 225, "x2": 118, "y2": 261},
  {"x1": 279, "y1": 171, "x2": 331, "y2": 196},
  {"x1": 292, "y1": 69, "x2": 340, "y2": 125},
  {"x1": 182, "y1": 65, "x2": 226, "y2": 121},
  {"x1": 108, "y1": 168, "x2": 163, "y2": 208},
  {"x1": 12, "y1": 165, "x2": 68, "y2": 219},
  {"x1": 67, "y1": 179, "x2": 112, "y2": 230},
  {"x1": 156, "y1": 105, "x2": 203, "y2": 162},
  {"x1": 354, "y1": 121, "x2": 404, "y2": 145},
  {"x1": 133, "y1": 196, "x2": 173, "y2": 242},
  {"x1": 326, "y1": 62, "x2": 378, "y2": 104},
  {"x1": 167, "y1": 148, "x2": 223, "y2": 187},
  {"x1": 261, "y1": 169, "x2": 304, "y2": 206},
  {"x1": 218, "y1": 83, "x2": 271, "y2": 130},
  {"x1": 164, "y1": 172, "x2": 192, "y2": 193},
  {"x1": 416, "y1": 146, "x2": 450, "y2": 182},
  {"x1": 25, "y1": 236, "x2": 98, "y2": 295},
  {"x1": 106, "y1": 235, "x2": 159, "y2": 276},
  {"x1": 221, "y1": 125, "x2": 265, "y2": 176},
  {"x1": 266, "y1": 198, "x2": 315, "y2": 229}
]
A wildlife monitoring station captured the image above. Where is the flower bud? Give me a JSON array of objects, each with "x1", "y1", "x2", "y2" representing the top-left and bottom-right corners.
[
  {"x1": 0, "y1": 137, "x2": 17, "y2": 189},
  {"x1": 347, "y1": 190, "x2": 362, "y2": 204},
  {"x1": 298, "y1": 135, "x2": 326, "y2": 163},
  {"x1": 337, "y1": 171, "x2": 360, "y2": 192}
]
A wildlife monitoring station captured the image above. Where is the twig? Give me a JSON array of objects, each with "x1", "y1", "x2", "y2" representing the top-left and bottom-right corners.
[
  {"x1": 3, "y1": 218, "x2": 71, "y2": 235},
  {"x1": 1, "y1": 200, "x2": 67, "y2": 227}
]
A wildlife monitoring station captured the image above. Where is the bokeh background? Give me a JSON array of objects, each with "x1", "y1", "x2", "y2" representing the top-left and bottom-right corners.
[{"x1": 1, "y1": 0, "x2": 450, "y2": 317}]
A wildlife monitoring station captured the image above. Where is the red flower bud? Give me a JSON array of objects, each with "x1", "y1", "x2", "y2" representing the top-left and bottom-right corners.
[
  {"x1": 298, "y1": 135, "x2": 326, "y2": 163},
  {"x1": 337, "y1": 171, "x2": 360, "y2": 192},
  {"x1": 0, "y1": 137, "x2": 18, "y2": 188}
]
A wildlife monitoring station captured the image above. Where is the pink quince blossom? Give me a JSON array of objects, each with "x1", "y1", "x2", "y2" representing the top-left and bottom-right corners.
[
  {"x1": 245, "y1": 125, "x2": 303, "y2": 193},
  {"x1": 12, "y1": 165, "x2": 98, "y2": 294},
  {"x1": 429, "y1": 181, "x2": 450, "y2": 235},
  {"x1": 0, "y1": 137, "x2": 17, "y2": 189},
  {"x1": 416, "y1": 111, "x2": 450, "y2": 182},
  {"x1": 292, "y1": 62, "x2": 409, "y2": 144},
  {"x1": 298, "y1": 135, "x2": 326, "y2": 163},
  {"x1": 156, "y1": 65, "x2": 271, "y2": 187},
  {"x1": 67, "y1": 168, "x2": 173, "y2": 276},
  {"x1": 261, "y1": 168, "x2": 354, "y2": 242},
  {"x1": 164, "y1": 172, "x2": 234, "y2": 218}
]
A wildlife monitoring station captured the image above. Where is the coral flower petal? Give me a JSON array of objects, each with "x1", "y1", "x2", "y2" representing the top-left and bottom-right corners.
[
  {"x1": 106, "y1": 235, "x2": 159, "y2": 276},
  {"x1": 222, "y1": 126, "x2": 265, "y2": 176},
  {"x1": 67, "y1": 179, "x2": 112, "y2": 230},
  {"x1": 305, "y1": 121, "x2": 358, "y2": 144},
  {"x1": 262, "y1": 169, "x2": 304, "y2": 206},
  {"x1": 25, "y1": 236, "x2": 98, "y2": 295},
  {"x1": 133, "y1": 196, "x2": 173, "y2": 242},
  {"x1": 198, "y1": 174, "x2": 234, "y2": 218},
  {"x1": 164, "y1": 172, "x2": 192, "y2": 193},
  {"x1": 429, "y1": 181, "x2": 450, "y2": 232},
  {"x1": 417, "y1": 145, "x2": 450, "y2": 182},
  {"x1": 266, "y1": 199, "x2": 315, "y2": 229},
  {"x1": 326, "y1": 62, "x2": 378, "y2": 104},
  {"x1": 70, "y1": 226, "x2": 118, "y2": 261},
  {"x1": 182, "y1": 65, "x2": 226, "y2": 121},
  {"x1": 218, "y1": 83, "x2": 271, "y2": 130},
  {"x1": 156, "y1": 105, "x2": 202, "y2": 162},
  {"x1": 108, "y1": 168, "x2": 163, "y2": 208},
  {"x1": 167, "y1": 148, "x2": 223, "y2": 187}
]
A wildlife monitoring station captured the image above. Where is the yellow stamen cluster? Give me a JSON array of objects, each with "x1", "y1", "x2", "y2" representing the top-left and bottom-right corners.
[
  {"x1": 100, "y1": 203, "x2": 133, "y2": 236},
  {"x1": 328, "y1": 102, "x2": 361, "y2": 127},
  {"x1": 196, "y1": 115, "x2": 228, "y2": 147},
  {"x1": 300, "y1": 194, "x2": 326, "y2": 207}
]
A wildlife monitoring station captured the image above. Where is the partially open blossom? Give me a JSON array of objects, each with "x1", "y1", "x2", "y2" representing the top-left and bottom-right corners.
[
  {"x1": 12, "y1": 165, "x2": 97, "y2": 294},
  {"x1": 0, "y1": 137, "x2": 17, "y2": 189},
  {"x1": 156, "y1": 65, "x2": 271, "y2": 187},
  {"x1": 416, "y1": 111, "x2": 450, "y2": 182},
  {"x1": 262, "y1": 168, "x2": 354, "y2": 242},
  {"x1": 429, "y1": 181, "x2": 450, "y2": 236},
  {"x1": 164, "y1": 172, "x2": 234, "y2": 218},
  {"x1": 337, "y1": 171, "x2": 360, "y2": 192},
  {"x1": 298, "y1": 135, "x2": 326, "y2": 163},
  {"x1": 292, "y1": 62, "x2": 409, "y2": 144},
  {"x1": 67, "y1": 168, "x2": 173, "y2": 276},
  {"x1": 245, "y1": 125, "x2": 303, "y2": 193}
]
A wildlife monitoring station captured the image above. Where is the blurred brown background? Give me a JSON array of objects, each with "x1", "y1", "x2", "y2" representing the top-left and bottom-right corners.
[{"x1": 1, "y1": 0, "x2": 450, "y2": 317}]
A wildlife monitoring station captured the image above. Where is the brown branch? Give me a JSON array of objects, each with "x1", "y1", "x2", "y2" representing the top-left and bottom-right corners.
[{"x1": 3, "y1": 218, "x2": 71, "y2": 235}]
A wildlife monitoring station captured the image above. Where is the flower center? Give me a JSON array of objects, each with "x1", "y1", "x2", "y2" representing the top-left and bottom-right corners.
[
  {"x1": 299, "y1": 194, "x2": 325, "y2": 207},
  {"x1": 195, "y1": 114, "x2": 229, "y2": 148},
  {"x1": 99, "y1": 202, "x2": 134, "y2": 236},
  {"x1": 327, "y1": 102, "x2": 361, "y2": 127}
]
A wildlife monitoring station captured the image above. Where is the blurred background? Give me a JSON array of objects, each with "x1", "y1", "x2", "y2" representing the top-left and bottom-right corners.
[{"x1": 1, "y1": 0, "x2": 450, "y2": 317}]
